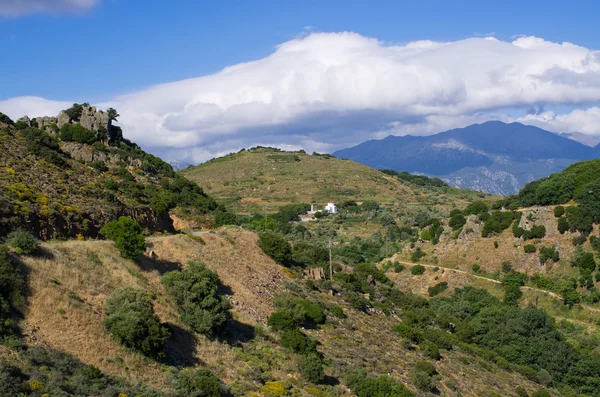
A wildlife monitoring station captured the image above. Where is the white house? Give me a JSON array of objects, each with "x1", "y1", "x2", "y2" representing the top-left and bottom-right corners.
[{"x1": 324, "y1": 202, "x2": 338, "y2": 214}]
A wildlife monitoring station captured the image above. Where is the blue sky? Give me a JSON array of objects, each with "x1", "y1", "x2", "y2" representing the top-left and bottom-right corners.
[
  {"x1": 1, "y1": 0, "x2": 600, "y2": 162},
  {"x1": 2, "y1": 0, "x2": 598, "y2": 101}
]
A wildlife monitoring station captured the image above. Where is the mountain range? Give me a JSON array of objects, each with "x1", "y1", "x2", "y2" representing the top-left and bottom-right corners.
[{"x1": 333, "y1": 121, "x2": 600, "y2": 194}]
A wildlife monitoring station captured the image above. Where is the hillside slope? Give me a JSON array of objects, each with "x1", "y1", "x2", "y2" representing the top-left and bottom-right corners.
[
  {"x1": 181, "y1": 147, "x2": 489, "y2": 214},
  {"x1": 333, "y1": 121, "x2": 600, "y2": 194},
  {"x1": 0, "y1": 107, "x2": 217, "y2": 239},
  {"x1": 6, "y1": 230, "x2": 550, "y2": 397}
]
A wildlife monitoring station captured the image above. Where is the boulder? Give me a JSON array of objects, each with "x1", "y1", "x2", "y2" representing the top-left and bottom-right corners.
[
  {"x1": 518, "y1": 206, "x2": 557, "y2": 237},
  {"x1": 458, "y1": 215, "x2": 483, "y2": 241}
]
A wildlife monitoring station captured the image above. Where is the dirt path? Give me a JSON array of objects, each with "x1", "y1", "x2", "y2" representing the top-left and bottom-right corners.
[{"x1": 390, "y1": 257, "x2": 565, "y2": 300}]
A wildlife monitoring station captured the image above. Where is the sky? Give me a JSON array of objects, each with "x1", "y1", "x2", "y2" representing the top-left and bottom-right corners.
[{"x1": 1, "y1": 0, "x2": 600, "y2": 163}]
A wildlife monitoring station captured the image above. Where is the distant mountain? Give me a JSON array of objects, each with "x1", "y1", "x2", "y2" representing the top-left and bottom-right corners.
[
  {"x1": 168, "y1": 159, "x2": 192, "y2": 171},
  {"x1": 557, "y1": 131, "x2": 600, "y2": 147},
  {"x1": 334, "y1": 121, "x2": 600, "y2": 195}
]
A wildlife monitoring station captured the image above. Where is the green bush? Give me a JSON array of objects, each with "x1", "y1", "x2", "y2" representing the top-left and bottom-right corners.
[
  {"x1": 394, "y1": 324, "x2": 423, "y2": 344},
  {"x1": 482, "y1": 211, "x2": 518, "y2": 237},
  {"x1": 449, "y1": 213, "x2": 466, "y2": 230},
  {"x1": 415, "y1": 360, "x2": 437, "y2": 376},
  {"x1": 161, "y1": 262, "x2": 231, "y2": 336},
  {"x1": 411, "y1": 248, "x2": 426, "y2": 262},
  {"x1": 328, "y1": 305, "x2": 347, "y2": 319},
  {"x1": 5, "y1": 230, "x2": 39, "y2": 255},
  {"x1": 515, "y1": 385, "x2": 528, "y2": 397},
  {"x1": 258, "y1": 232, "x2": 292, "y2": 265},
  {"x1": 572, "y1": 235, "x2": 587, "y2": 246},
  {"x1": 281, "y1": 329, "x2": 317, "y2": 354},
  {"x1": 297, "y1": 353, "x2": 325, "y2": 384},
  {"x1": 531, "y1": 389, "x2": 550, "y2": 397},
  {"x1": 169, "y1": 367, "x2": 225, "y2": 397},
  {"x1": 571, "y1": 248, "x2": 596, "y2": 272},
  {"x1": 557, "y1": 216, "x2": 570, "y2": 234},
  {"x1": 104, "y1": 287, "x2": 169, "y2": 358},
  {"x1": 414, "y1": 371, "x2": 436, "y2": 392},
  {"x1": 350, "y1": 374, "x2": 414, "y2": 397},
  {"x1": 428, "y1": 282, "x2": 448, "y2": 297},
  {"x1": 463, "y1": 201, "x2": 489, "y2": 216},
  {"x1": 0, "y1": 245, "x2": 26, "y2": 342},
  {"x1": 60, "y1": 123, "x2": 96, "y2": 144},
  {"x1": 100, "y1": 217, "x2": 146, "y2": 261},
  {"x1": 523, "y1": 225, "x2": 546, "y2": 240},
  {"x1": 524, "y1": 244, "x2": 536, "y2": 253},
  {"x1": 554, "y1": 206, "x2": 565, "y2": 217},
  {"x1": 539, "y1": 246, "x2": 559, "y2": 264},
  {"x1": 591, "y1": 235, "x2": 600, "y2": 252},
  {"x1": 411, "y1": 265, "x2": 425, "y2": 275},
  {"x1": 268, "y1": 310, "x2": 299, "y2": 331},
  {"x1": 421, "y1": 340, "x2": 441, "y2": 360},
  {"x1": 472, "y1": 264, "x2": 481, "y2": 273}
]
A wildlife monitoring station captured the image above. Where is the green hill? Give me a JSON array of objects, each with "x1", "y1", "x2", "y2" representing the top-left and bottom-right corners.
[
  {"x1": 181, "y1": 147, "x2": 491, "y2": 214},
  {"x1": 0, "y1": 108, "x2": 217, "y2": 239}
]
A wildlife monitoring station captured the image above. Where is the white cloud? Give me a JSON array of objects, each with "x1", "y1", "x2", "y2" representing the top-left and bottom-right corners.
[
  {"x1": 0, "y1": 0, "x2": 99, "y2": 17},
  {"x1": 518, "y1": 107, "x2": 600, "y2": 135},
  {"x1": 3, "y1": 32, "x2": 600, "y2": 162}
]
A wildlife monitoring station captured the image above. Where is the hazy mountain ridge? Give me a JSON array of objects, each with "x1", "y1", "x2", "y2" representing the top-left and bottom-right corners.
[{"x1": 334, "y1": 121, "x2": 600, "y2": 194}]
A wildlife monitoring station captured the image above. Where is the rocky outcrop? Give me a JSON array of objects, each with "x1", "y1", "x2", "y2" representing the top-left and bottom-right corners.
[
  {"x1": 60, "y1": 142, "x2": 142, "y2": 167},
  {"x1": 304, "y1": 267, "x2": 326, "y2": 280},
  {"x1": 458, "y1": 215, "x2": 483, "y2": 241},
  {"x1": 36, "y1": 116, "x2": 58, "y2": 130},
  {"x1": 79, "y1": 105, "x2": 109, "y2": 131},
  {"x1": 518, "y1": 207, "x2": 558, "y2": 237},
  {"x1": 18, "y1": 116, "x2": 32, "y2": 126}
]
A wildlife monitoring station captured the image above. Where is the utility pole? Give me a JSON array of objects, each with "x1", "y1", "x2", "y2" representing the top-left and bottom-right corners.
[{"x1": 329, "y1": 239, "x2": 333, "y2": 280}]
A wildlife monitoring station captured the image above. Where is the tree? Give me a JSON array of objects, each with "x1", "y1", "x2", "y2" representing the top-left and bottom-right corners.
[
  {"x1": 99, "y1": 217, "x2": 146, "y2": 261},
  {"x1": 258, "y1": 232, "x2": 292, "y2": 265},
  {"x1": 104, "y1": 288, "x2": 169, "y2": 358},
  {"x1": 169, "y1": 367, "x2": 225, "y2": 397},
  {"x1": 557, "y1": 217, "x2": 569, "y2": 234},
  {"x1": 161, "y1": 262, "x2": 231, "y2": 336},
  {"x1": 107, "y1": 108, "x2": 119, "y2": 121}
]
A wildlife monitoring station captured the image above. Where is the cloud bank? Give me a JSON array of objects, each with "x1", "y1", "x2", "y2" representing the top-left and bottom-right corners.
[
  {"x1": 2, "y1": 32, "x2": 600, "y2": 162},
  {"x1": 0, "y1": 0, "x2": 99, "y2": 17}
]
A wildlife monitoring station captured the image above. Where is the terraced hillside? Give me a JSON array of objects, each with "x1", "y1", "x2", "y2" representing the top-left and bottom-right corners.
[{"x1": 181, "y1": 147, "x2": 491, "y2": 214}]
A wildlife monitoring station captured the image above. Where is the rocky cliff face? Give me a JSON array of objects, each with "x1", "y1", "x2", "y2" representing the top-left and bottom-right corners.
[
  {"x1": 518, "y1": 207, "x2": 558, "y2": 238},
  {"x1": 21, "y1": 104, "x2": 110, "y2": 135}
]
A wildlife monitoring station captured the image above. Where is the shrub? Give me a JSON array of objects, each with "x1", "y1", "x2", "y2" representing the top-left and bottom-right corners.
[
  {"x1": 449, "y1": 214, "x2": 466, "y2": 230},
  {"x1": 523, "y1": 225, "x2": 546, "y2": 240},
  {"x1": 414, "y1": 371, "x2": 436, "y2": 392},
  {"x1": 572, "y1": 235, "x2": 587, "y2": 246},
  {"x1": 557, "y1": 217, "x2": 569, "y2": 234},
  {"x1": 463, "y1": 201, "x2": 489, "y2": 216},
  {"x1": 524, "y1": 244, "x2": 536, "y2": 253},
  {"x1": 297, "y1": 354, "x2": 325, "y2": 384},
  {"x1": 411, "y1": 265, "x2": 425, "y2": 275},
  {"x1": 170, "y1": 367, "x2": 225, "y2": 397},
  {"x1": 482, "y1": 211, "x2": 517, "y2": 237},
  {"x1": 351, "y1": 374, "x2": 414, "y2": 397},
  {"x1": 539, "y1": 246, "x2": 559, "y2": 264},
  {"x1": 90, "y1": 160, "x2": 108, "y2": 172},
  {"x1": 258, "y1": 232, "x2": 292, "y2": 265},
  {"x1": 99, "y1": 217, "x2": 146, "y2": 261},
  {"x1": 531, "y1": 389, "x2": 550, "y2": 397},
  {"x1": 554, "y1": 206, "x2": 565, "y2": 217},
  {"x1": 414, "y1": 360, "x2": 437, "y2": 376},
  {"x1": 281, "y1": 329, "x2": 317, "y2": 354},
  {"x1": 0, "y1": 245, "x2": 26, "y2": 341},
  {"x1": 515, "y1": 386, "x2": 528, "y2": 397},
  {"x1": 161, "y1": 262, "x2": 231, "y2": 336},
  {"x1": 328, "y1": 305, "x2": 347, "y2": 319},
  {"x1": 5, "y1": 230, "x2": 39, "y2": 255},
  {"x1": 393, "y1": 324, "x2": 423, "y2": 344},
  {"x1": 571, "y1": 248, "x2": 596, "y2": 272},
  {"x1": 104, "y1": 288, "x2": 169, "y2": 358},
  {"x1": 268, "y1": 310, "x2": 298, "y2": 331},
  {"x1": 421, "y1": 341, "x2": 441, "y2": 360},
  {"x1": 472, "y1": 264, "x2": 481, "y2": 273},
  {"x1": 428, "y1": 282, "x2": 448, "y2": 297},
  {"x1": 411, "y1": 248, "x2": 426, "y2": 263},
  {"x1": 60, "y1": 123, "x2": 96, "y2": 144}
]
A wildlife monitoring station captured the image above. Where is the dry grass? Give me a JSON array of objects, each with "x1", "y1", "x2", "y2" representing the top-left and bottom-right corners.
[
  {"x1": 18, "y1": 229, "x2": 288, "y2": 389},
  {"x1": 181, "y1": 147, "x2": 486, "y2": 214}
]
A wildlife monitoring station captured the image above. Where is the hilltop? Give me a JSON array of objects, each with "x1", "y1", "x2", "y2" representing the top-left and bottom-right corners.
[
  {"x1": 334, "y1": 121, "x2": 600, "y2": 194},
  {"x1": 0, "y1": 105, "x2": 217, "y2": 239},
  {"x1": 181, "y1": 147, "x2": 490, "y2": 214}
]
